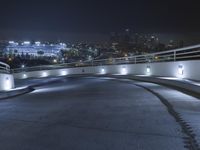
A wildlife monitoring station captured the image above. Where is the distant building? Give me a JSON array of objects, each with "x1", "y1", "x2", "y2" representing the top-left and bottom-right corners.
[{"x1": 4, "y1": 41, "x2": 68, "y2": 57}]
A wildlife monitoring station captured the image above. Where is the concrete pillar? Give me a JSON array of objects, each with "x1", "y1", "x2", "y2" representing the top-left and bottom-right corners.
[{"x1": 0, "y1": 73, "x2": 15, "y2": 91}]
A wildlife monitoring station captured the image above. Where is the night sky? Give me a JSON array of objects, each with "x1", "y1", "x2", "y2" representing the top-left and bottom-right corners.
[{"x1": 0, "y1": 0, "x2": 199, "y2": 41}]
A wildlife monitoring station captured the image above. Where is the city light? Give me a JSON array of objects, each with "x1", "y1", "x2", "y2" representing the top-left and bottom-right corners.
[
  {"x1": 8, "y1": 57, "x2": 12, "y2": 61},
  {"x1": 9, "y1": 41, "x2": 15, "y2": 44},
  {"x1": 21, "y1": 64, "x2": 25, "y2": 68},
  {"x1": 60, "y1": 43, "x2": 66, "y2": 46},
  {"x1": 5, "y1": 42, "x2": 66, "y2": 57},
  {"x1": 23, "y1": 41, "x2": 30, "y2": 45},
  {"x1": 53, "y1": 59, "x2": 57, "y2": 63},
  {"x1": 35, "y1": 41, "x2": 41, "y2": 45}
]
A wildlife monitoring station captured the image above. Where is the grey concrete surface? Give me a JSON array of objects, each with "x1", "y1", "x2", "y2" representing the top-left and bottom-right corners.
[
  {"x1": 0, "y1": 77, "x2": 186, "y2": 150},
  {"x1": 134, "y1": 81, "x2": 200, "y2": 148},
  {"x1": 0, "y1": 87, "x2": 33, "y2": 100},
  {"x1": 129, "y1": 75, "x2": 200, "y2": 97}
]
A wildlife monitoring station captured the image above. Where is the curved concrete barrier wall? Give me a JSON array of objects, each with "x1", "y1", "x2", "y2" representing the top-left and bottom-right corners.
[
  {"x1": 0, "y1": 73, "x2": 15, "y2": 91},
  {"x1": 13, "y1": 60, "x2": 200, "y2": 81}
]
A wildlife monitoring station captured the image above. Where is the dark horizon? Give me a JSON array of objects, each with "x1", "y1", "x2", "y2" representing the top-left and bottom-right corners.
[
  {"x1": 0, "y1": 0, "x2": 200, "y2": 42},
  {"x1": 1, "y1": 30, "x2": 200, "y2": 45}
]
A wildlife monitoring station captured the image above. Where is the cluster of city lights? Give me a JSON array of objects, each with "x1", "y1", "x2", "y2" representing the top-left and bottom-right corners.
[{"x1": 8, "y1": 41, "x2": 67, "y2": 47}]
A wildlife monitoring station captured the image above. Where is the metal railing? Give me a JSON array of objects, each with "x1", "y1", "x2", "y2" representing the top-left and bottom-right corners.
[
  {"x1": 12, "y1": 44, "x2": 200, "y2": 73},
  {"x1": 0, "y1": 61, "x2": 11, "y2": 74}
]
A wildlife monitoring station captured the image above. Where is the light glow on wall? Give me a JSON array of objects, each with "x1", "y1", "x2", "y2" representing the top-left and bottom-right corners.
[
  {"x1": 178, "y1": 65, "x2": 184, "y2": 75},
  {"x1": 121, "y1": 66, "x2": 127, "y2": 75},
  {"x1": 60, "y1": 70, "x2": 67, "y2": 76},
  {"x1": 42, "y1": 72, "x2": 48, "y2": 77},
  {"x1": 23, "y1": 74, "x2": 27, "y2": 79},
  {"x1": 101, "y1": 68, "x2": 105, "y2": 74},
  {"x1": 146, "y1": 66, "x2": 151, "y2": 74}
]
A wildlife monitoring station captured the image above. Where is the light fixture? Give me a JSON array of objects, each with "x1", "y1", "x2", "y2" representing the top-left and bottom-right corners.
[
  {"x1": 23, "y1": 74, "x2": 27, "y2": 78},
  {"x1": 60, "y1": 70, "x2": 67, "y2": 76},
  {"x1": 121, "y1": 66, "x2": 127, "y2": 75},
  {"x1": 178, "y1": 65, "x2": 184, "y2": 75},
  {"x1": 42, "y1": 72, "x2": 48, "y2": 77},
  {"x1": 101, "y1": 68, "x2": 105, "y2": 74},
  {"x1": 146, "y1": 66, "x2": 150, "y2": 73}
]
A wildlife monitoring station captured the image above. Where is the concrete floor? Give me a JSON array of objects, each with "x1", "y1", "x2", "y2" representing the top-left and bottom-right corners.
[{"x1": 0, "y1": 77, "x2": 186, "y2": 150}]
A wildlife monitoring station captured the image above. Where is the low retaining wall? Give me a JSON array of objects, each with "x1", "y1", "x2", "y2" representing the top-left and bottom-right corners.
[{"x1": 13, "y1": 60, "x2": 200, "y2": 81}]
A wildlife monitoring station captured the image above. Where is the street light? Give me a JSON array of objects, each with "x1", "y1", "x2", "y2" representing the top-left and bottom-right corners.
[
  {"x1": 53, "y1": 59, "x2": 57, "y2": 63},
  {"x1": 21, "y1": 64, "x2": 25, "y2": 68},
  {"x1": 8, "y1": 58, "x2": 12, "y2": 62}
]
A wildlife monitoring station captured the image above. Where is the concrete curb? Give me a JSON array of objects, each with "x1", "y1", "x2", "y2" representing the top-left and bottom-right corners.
[
  {"x1": 0, "y1": 77, "x2": 67, "y2": 100},
  {"x1": 103, "y1": 75, "x2": 200, "y2": 99},
  {"x1": 0, "y1": 87, "x2": 34, "y2": 100}
]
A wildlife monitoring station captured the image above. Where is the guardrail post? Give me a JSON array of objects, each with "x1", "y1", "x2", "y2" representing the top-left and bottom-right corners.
[
  {"x1": 6, "y1": 66, "x2": 9, "y2": 73},
  {"x1": 174, "y1": 51, "x2": 176, "y2": 61},
  {"x1": 134, "y1": 57, "x2": 136, "y2": 64}
]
